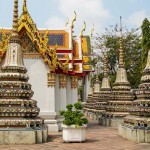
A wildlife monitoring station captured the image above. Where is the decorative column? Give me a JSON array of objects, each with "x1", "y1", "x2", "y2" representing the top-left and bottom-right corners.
[
  {"x1": 47, "y1": 73, "x2": 56, "y2": 113},
  {"x1": 46, "y1": 73, "x2": 61, "y2": 132},
  {"x1": 71, "y1": 76, "x2": 78, "y2": 104},
  {"x1": 66, "y1": 76, "x2": 72, "y2": 104},
  {"x1": 59, "y1": 74, "x2": 67, "y2": 110},
  {"x1": 83, "y1": 74, "x2": 90, "y2": 101}
]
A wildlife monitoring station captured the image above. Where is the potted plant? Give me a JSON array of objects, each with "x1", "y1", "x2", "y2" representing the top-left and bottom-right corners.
[{"x1": 60, "y1": 102, "x2": 88, "y2": 142}]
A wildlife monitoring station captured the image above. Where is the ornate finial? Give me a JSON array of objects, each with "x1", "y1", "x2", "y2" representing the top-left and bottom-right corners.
[
  {"x1": 90, "y1": 24, "x2": 94, "y2": 37},
  {"x1": 65, "y1": 17, "x2": 69, "y2": 27},
  {"x1": 119, "y1": 16, "x2": 124, "y2": 68},
  {"x1": 23, "y1": 0, "x2": 27, "y2": 13},
  {"x1": 71, "y1": 11, "x2": 77, "y2": 29},
  {"x1": 10, "y1": 0, "x2": 20, "y2": 43},
  {"x1": 80, "y1": 21, "x2": 86, "y2": 37},
  {"x1": 103, "y1": 52, "x2": 108, "y2": 78}
]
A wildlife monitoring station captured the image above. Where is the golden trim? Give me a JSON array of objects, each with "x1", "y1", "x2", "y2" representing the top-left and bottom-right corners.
[
  {"x1": 47, "y1": 73, "x2": 56, "y2": 87},
  {"x1": 59, "y1": 75, "x2": 67, "y2": 88},
  {"x1": 80, "y1": 22, "x2": 86, "y2": 37},
  {"x1": 71, "y1": 11, "x2": 77, "y2": 29},
  {"x1": 71, "y1": 76, "x2": 78, "y2": 88}
]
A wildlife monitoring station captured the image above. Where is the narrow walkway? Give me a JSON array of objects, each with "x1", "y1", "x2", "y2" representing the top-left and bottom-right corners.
[{"x1": 0, "y1": 119, "x2": 150, "y2": 150}]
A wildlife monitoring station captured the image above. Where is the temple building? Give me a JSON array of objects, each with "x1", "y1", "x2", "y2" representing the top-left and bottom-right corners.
[
  {"x1": 102, "y1": 17, "x2": 134, "y2": 127},
  {"x1": 0, "y1": 0, "x2": 94, "y2": 132},
  {"x1": 119, "y1": 50, "x2": 150, "y2": 143},
  {"x1": 0, "y1": 0, "x2": 47, "y2": 144}
]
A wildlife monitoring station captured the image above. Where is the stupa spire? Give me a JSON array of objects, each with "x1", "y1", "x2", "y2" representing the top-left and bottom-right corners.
[
  {"x1": 103, "y1": 53, "x2": 108, "y2": 78},
  {"x1": 95, "y1": 64, "x2": 99, "y2": 84},
  {"x1": 23, "y1": 0, "x2": 27, "y2": 13},
  {"x1": 119, "y1": 16, "x2": 124, "y2": 68},
  {"x1": 11, "y1": 0, "x2": 19, "y2": 39},
  {"x1": 102, "y1": 17, "x2": 134, "y2": 127}
]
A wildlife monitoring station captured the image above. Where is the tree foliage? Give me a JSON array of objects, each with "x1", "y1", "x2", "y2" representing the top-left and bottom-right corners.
[
  {"x1": 141, "y1": 18, "x2": 150, "y2": 70},
  {"x1": 94, "y1": 25, "x2": 142, "y2": 88}
]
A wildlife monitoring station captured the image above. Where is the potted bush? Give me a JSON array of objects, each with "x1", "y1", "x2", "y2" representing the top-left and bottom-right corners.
[{"x1": 60, "y1": 102, "x2": 88, "y2": 142}]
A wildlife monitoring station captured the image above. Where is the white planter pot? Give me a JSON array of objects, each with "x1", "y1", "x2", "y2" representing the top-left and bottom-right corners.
[{"x1": 61, "y1": 124, "x2": 87, "y2": 142}]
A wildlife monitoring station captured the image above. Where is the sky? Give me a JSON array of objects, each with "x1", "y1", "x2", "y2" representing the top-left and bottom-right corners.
[{"x1": 0, "y1": 0, "x2": 150, "y2": 35}]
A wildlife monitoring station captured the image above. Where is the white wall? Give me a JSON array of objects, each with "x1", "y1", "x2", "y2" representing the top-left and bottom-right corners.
[{"x1": 24, "y1": 58, "x2": 51, "y2": 115}]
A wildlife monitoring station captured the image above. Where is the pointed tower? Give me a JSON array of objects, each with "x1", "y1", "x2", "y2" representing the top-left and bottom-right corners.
[
  {"x1": 119, "y1": 50, "x2": 150, "y2": 143},
  {"x1": 104, "y1": 17, "x2": 134, "y2": 127},
  {"x1": 0, "y1": 0, "x2": 47, "y2": 144},
  {"x1": 94, "y1": 53, "x2": 111, "y2": 123},
  {"x1": 84, "y1": 65, "x2": 100, "y2": 118}
]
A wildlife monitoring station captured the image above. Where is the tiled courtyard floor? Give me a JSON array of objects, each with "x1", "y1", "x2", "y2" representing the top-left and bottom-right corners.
[{"x1": 0, "y1": 119, "x2": 150, "y2": 150}]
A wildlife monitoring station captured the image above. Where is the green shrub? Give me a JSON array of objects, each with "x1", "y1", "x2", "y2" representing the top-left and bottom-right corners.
[{"x1": 59, "y1": 102, "x2": 88, "y2": 126}]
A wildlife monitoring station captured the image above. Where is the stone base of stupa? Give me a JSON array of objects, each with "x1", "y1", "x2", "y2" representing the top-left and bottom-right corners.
[
  {"x1": 83, "y1": 109, "x2": 92, "y2": 117},
  {"x1": 0, "y1": 127, "x2": 48, "y2": 144},
  {"x1": 100, "y1": 117, "x2": 124, "y2": 127},
  {"x1": 84, "y1": 109, "x2": 97, "y2": 120},
  {"x1": 118, "y1": 124, "x2": 150, "y2": 143}
]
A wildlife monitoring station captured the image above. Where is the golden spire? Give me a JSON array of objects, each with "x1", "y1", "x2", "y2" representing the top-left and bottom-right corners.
[
  {"x1": 10, "y1": 0, "x2": 19, "y2": 43},
  {"x1": 90, "y1": 24, "x2": 94, "y2": 37},
  {"x1": 80, "y1": 21, "x2": 86, "y2": 37},
  {"x1": 23, "y1": 0, "x2": 27, "y2": 13},
  {"x1": 119, "y1": 16, "x2": 124, "y2": 68},
  {"x1": 71, "y1": 11, "x2": 77, "y2": 29},
  {"x1": 103, "y1": 53, "x2": 108, "y2": 78}
]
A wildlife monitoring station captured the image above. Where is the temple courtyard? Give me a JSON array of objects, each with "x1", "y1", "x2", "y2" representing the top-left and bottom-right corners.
[{"x1": 0, "y1": 119, "x2": 150, "y2": 150}]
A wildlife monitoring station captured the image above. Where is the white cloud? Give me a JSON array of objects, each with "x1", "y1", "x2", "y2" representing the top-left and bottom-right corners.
[
  {"x1": 45, "y1": 0, "x2": 111, "y2": 34},
  {"x1": 45, "y1": 16, "x2": 65, "y2": 29},
  {"x1": 127, "y1": 10, "x2": 150, "y2": 27}
]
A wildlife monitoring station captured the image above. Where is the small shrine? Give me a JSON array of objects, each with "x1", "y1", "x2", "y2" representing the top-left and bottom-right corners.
[
  {"x1": 103, "y1": 17, "x2": 134, "y2": 127},
  {"x1": 0, "y1": 0, "x2": 47, "y2": 144},
  {"x1": 84, "y1": 69, "x2": 100, "y2": 119},
  {"x1": 94, "y1": 53, "x2": 111, "y2": 125},
  {"x1": 119, "y1": 50, "x2": 150, "y2": 143}
]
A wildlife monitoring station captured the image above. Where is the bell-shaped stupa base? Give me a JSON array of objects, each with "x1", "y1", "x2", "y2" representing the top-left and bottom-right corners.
[{"x1": 119, "y1": 51, "x2": 150, "y2": 143}]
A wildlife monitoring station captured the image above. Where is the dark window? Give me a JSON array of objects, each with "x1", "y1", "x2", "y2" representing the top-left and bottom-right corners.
[{"x1": 48, "y1": 34, "x2": 65, "y2": 46}]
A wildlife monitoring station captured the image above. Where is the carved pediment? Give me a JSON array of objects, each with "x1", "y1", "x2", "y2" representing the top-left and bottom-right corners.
[{"x1": 20, "y1": 32, "x2": 41, "y2": 58}]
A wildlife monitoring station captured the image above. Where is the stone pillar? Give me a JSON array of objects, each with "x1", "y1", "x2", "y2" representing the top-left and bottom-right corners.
[
  {"x1": 59, "y1": 74, "x2": 67, "y2": 110},
  {"x1": 47, "y1": 73, "x2": 56, "y2": 113},
  {"x1": 44, "y1": 73, "x2": 62, "y2": 133},
  {"x1": 83, "y1": 74, "x2": 90, "y2": 101},
  {"x1": 66, "y1": 76, "x2": 72, "y2": 104},
  {"x1": 71, "y1": 76, "x2": 78, "y2": 104}
]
